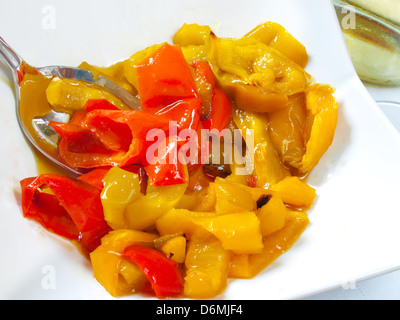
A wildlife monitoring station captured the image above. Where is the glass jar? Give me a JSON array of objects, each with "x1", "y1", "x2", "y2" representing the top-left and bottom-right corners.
[{"x1": 334, "y1": 0, "x2": 400, "y2": 86}]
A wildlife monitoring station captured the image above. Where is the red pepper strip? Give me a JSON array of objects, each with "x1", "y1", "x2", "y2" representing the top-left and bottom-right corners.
[
  {"x1": 136, "y1": 43, "x2": 201, "y2": 131},
  {"x1": 20, "y1": 177, "x2": 80, "y2": 240},
  {"x1": 84, "y1": 99, "x2": 120, "y2": 112},
  {"x1": 123, "y1": 244, "x2": 183, "y2": 298},
  {"x1": 20, "y1": 174, "x2": 111, "y2": 253},
  {"x1": 50, "y1": 109, "x2": 170, "y2": 169},
  {"x1": 191, "y1": 61, "x2": 232, "y2": 132},
  {"x1": 184, "y1": 121, "x2": 210, "y2": 173},
  {"x1": 50, "y1": 110, "x2": 113, "y2": 155},
  {"x1": 136, "y1": 43, "x2": 199, "y2": 107},
  {"x1": 191, "y1": 60, "x2": 216, "y2": 90},
  {"x1": 77, "y1": 167, "x2": 112, "y2": 191},
  {"x1": 77, "y1": 164, "x2": 148, "y2": 193},
  {"x1": 202, "y1": 86, "x2": 232, "y2": 132},
  {"x1": 151, "y1": 97, "x2": 201, "y2": 133},
  {"x1": 144, "y1": 134, "x2": 187, "y2": 187}
]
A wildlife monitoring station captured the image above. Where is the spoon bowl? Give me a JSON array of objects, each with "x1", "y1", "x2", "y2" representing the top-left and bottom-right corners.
[{"x1": 0, "y1": 36, "x2": 141, "y2": 175}]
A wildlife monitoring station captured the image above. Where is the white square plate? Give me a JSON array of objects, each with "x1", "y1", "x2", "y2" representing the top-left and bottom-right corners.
[{"x1": 1, "y1": 0, "x2": 399, "y2": 300}]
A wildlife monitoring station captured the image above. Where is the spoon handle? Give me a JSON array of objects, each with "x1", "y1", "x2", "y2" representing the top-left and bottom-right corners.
[{"x1": 0, "y1": 36, "x2": 22, "y2": 72}]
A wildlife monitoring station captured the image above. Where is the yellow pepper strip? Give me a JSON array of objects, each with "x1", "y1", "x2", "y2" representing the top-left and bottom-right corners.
[
  {"x1": 213, "y1": 177, "x2": 255, "y2": 214},
  {"x1": 101, "y1": 166, "x2": 189, "y2": 231},
  {"x1": 173, "y1": 23, "x2": 212, "y2": 47},
  {"x1": 160, "y1": 235, "x2": 187, "y2": 264},
  {"x1": 228, "y1": 210, "x2": 309, "y2": 279},
  {"x1": 175, "y1": 188, "x2": 207, "y2": 211},
  {"x1": 46, "y1": 77, "x2": 130, "y2": 113},
  {"x1": 232, "y1": 82, "x2": 289, "y2": 114},
  {"x1": 90, "y1": 229, "x2": 158, "y2": 297},
  {"x1": 244, "y1": 21, "x2": 309, "y2": 68},
  {"x1": 257, "y1": 195, "x2": 288, "y2": 237},
  {"x1": 213, "y1": 37, "x2": 308, "y2": 94},
  {"x1": 268, "y1": 92, "x2": 308, "y2": 170},
  {"x1": 190, "y1": 182, "x2": 217, "y2": 212},
  {"x1": 78, "y1": 61, "x2": 137, "y2": 96},
  {"x1": 299, "y1": 84, "x2": 338, "y2": 174},
  {"x1": 153, "y1": 232, "x2": 183, "y2": 249},
  {"x1": 232, "y1": 107, "x2": 290, "y2": 188},
  {"x1": 100, "y1": 167, "x2": 141, "y2": 230},
  {"x1": 195, "y1": 212, "x2": 264, "y2": 254},
  {"x1": 174, "y1": 22, "x2": 311, "y2": 113},
  {"x1": 173, "y1": 23, "x2": 210, "y2": 63},
  {"x1": 270, "y1": 176, "x2": 316, "y2": 209},
  {"x1": 125, "y1": 168, "x2": 188, "y2": 230},
  {"x1": 153, "y1": 233, "x2": 187, "y2": 263},
  {"x1": 156, "y1": 208, "x2": 216, "y2": 238},
  {"x1": 156, "y1": 208, "x2": 263, "y2": 254},
  {"x1": 209, "y1": 175, "x2": 315, "y2": 210},
  {"x1": 207, "y1": 36, "x2": 310, "y2": 113},
  {"x1": 184, "y1": 228, "x2": 230, "y2": 298}
]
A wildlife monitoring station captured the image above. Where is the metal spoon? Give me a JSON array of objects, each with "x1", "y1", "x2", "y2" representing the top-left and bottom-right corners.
[{"x1": 0, "y1": 36, "x2": 141, "y2": 176}]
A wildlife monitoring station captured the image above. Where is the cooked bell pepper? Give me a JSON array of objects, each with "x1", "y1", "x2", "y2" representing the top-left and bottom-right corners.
[
  {"x1": 156, "y1": 208, "x2": 216, "y2": 238},
  {"x1": 123, "y1": 244, "x2": 184, "y2": 298},
  {"x1": 76, "y1": 163, "x2": 147, "y2": 193},
  {"x1": 173, "y1": 23, "x2": 212, "y2": 47},
  {"x1": 299, "y1": 84, "x2": 338, "y2": 174},
  {"x1": 100, "y1": 167, "x2": 142, "y2": 230},
  {"x1": 20, "y1": 177, "x2": 79, "y2": 241},
  {"x1": 268, "y1": 92, "x2": 307, "y2": 170},
  {"x1": 77, "y1": 167, "x2": 112, "y2": 191},
  {"x1": 270, "y1": 176, "x2": 316, "y2": 209},
  {"x1": 135, "y1": 43, "x2": 201, "y2": 131},
  {"x1": 195, "y1": 212, "x2": 263, "y2": 254},
  {"x1": 184, "y1": 229, "x2": 230, "y2": 298},
  {"x1": 202, "y1": 86, "x2": 232, "y2": 131},
  {"x1": 173, "y1": 23, "x2": 210, "y2": 63},
  {"x1": 90, "y1": 229, "x2": 158, "y2": 297},
  {"x1": 144, "y1": 134, "x2": 188, "y2": 187},
  {"x1": 91, "y1": 156, "x2": 187, "y2": 232},
  {"x1": 229, "y1": 210, "x2": 309, "y2": 279},
  {"x1": 84, "y1": 98, "x2": 120, "y2": 112},
  {"x1": 191, "y1": 60, "x2": 215, "y2": 120},
  {"x1": 257, "y1": 194, "x2": 288, "y2": 237},
  {"x1": 20, "y1": 174, "x2": 111, "y2": 253},
  {"x1": 232, "y1": 107, "x2": 290, "y2": 188},
  {"x1": 206, "y1": 34, "x2": 311, "y2": 113},
  {"x1": 190, "y1": 60, "x2": 232, "y2": 131},
  {"x1": 213, "y1": 177, "x2": 255, "y2": 214},
  {"x1": 135, "y1": 43, "x2": 197, "y2": 106},
  {"x1": 159, "y1": 235, "x2": 187, "y2": 264},
  {"x1": 124, "y1": 166, "x2": 188, "y2": 230},
  {"x1": 156, "y1": 207, "x2": 263, "y2": 254},
  {"x1": 78, "y1": 60, "x2": 137, "y2": 96},
  {"x1": 121, "y1": 164, "x2": 148, "y2": 194},
  {"x1": 244, "y1": 21, "x2": 309, "y2": 68},
  {"x1": 49, "y1": 107, "x2": 170, "y2": 169},
  {"x1": 46, "y1": 76, "x2": 130, "y2": 112},
  {"x1": 122, "y1": 43, "x2": 166, "y2": 91}
]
